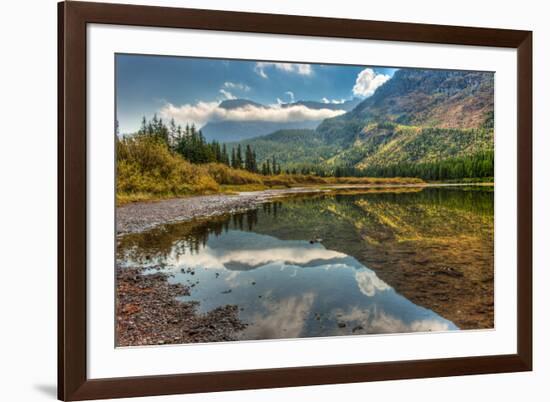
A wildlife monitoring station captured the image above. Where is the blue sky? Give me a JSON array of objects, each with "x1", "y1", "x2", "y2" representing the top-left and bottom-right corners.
[{"x1": 116, "y1": 54, "x2": 397, "y2": 134}]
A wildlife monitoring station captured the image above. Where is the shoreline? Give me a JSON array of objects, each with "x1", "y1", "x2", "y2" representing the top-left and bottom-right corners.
[
  {"x1": 116, "y1": 183, "x2": 494, "y2": 344},
  {"x1": 116, "y1": 182, "x2": 493, "y2": 235},
  {"x1": 116, "y1": 266, "x2": 246, "y2": 346}
]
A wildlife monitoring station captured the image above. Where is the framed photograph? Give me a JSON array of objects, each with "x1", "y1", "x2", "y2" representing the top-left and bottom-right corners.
[{"x1": 58, "y1": 1, "x2": 532, "y2": 400}]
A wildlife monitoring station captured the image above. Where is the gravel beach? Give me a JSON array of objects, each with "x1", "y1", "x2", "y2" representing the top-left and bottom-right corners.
[
  {"x1": 116, "y1": 187, "x2": 331, "y2": 235},
  {"x1": 116, "y1": 183, "x2": 485, "y2": 235}
]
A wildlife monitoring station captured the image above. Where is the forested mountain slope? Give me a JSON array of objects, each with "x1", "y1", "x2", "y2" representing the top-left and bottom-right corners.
[{"x1": 230, "y1": 69, "x2": 494, "y2": 178}]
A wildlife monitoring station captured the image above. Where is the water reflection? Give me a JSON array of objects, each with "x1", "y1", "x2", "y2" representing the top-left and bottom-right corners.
[
  {"x1": 117, "y1": 187, "x2": 493, "y2": 339},
  {"x1": 120, "y1": 228, "x2": 457, "y2": 340}
]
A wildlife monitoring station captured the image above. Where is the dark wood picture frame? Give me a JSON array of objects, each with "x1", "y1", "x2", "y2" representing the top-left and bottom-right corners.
[{"x1": 58, "y1": 1, "x2": 532, "y2": 400}]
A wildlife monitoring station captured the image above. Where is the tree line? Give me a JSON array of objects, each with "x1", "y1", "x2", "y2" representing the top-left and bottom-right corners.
[
  {"x1": 132, "y1": 115, "x2": 286, "y2": 175},
  {"x1": 123, "y1": 115, "x2": 493, "y2": 181},
  {"x1": 333, "y1": 151, "x2": 494, "y2": 180}
]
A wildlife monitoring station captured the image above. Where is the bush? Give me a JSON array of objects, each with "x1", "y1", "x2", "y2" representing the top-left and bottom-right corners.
[
  {"x1": 116, "y1": 135, "x2": 219, "y2": 201},
  {"x1": 205, "y1": 163, "x2": 263, "y2": 185},
  {"x1": 116, "y1": 134, "x2": 426, "y2": 204}
]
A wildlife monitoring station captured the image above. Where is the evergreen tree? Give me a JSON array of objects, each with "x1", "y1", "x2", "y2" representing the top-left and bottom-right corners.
[
  {"x1": 139, "y1": 116, "x2": 147, "y2": 135},
  {"x1": 244, "y1": 145, "x2": 257, "y2": 172},
  {"x1": 168, "y1": 118, "x2": 177, "y2": 148},
  {"x1": 127, "y1": 117, "x2": 267, "y2": 174},
  {"x1": 236, "y1": 145, "x2": 243, "y2": 169},
  {"x1": 271, "y1": 155, "x2": 278, "y2": 175},
  {"x1": 231, "y1": 148, "x2": 237, "y2": 169},
  {"x1": 251, "y1": 150, "x2": 258, "y2": 173},
  {"x1": 221, "y1": 144, "x2": 229, "y2": 166}
]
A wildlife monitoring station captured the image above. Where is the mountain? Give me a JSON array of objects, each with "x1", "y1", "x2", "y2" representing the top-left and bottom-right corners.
[
  {"x1": 201, "y1": 98, "x2": 358, "y2": 143},
  {"x1": 282, "y1": 98, "x2": 362, "y2": 111},
  {"x1": 316, "y1": 69, "x2": 494, "y2": 146},
  {"x1": 202, "y1": 120, "x2": 320, "y2": 143},
  {"x1": 217, "y1": 99, "x2": 264, "y2": 110},
  {"x1": 228, "y1": 129, "x2": 337, "y2": 169},
  {"x1": 231, "y1": 69, "x2": 494, "y2": 175}
]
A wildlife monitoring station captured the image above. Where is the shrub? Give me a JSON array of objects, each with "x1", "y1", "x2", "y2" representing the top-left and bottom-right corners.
[
  {"x1": 205, "y1": 163, "x2": 263, "y2": 185},
  {"x1": 116, "y1": 135, "x2": 218, "y2": 201},
  {"x1": 116, "y1": 134, "x2": 426, "y2": 205}
]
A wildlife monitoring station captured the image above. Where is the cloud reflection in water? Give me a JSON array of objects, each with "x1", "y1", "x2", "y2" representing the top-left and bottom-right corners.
[{"x1": 133, "y1": 230, "x2": 458, "y2": 339}]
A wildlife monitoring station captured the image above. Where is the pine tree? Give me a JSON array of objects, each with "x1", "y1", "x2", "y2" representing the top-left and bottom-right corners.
[
  {"x1": 251, "y1": 150, "x2": 258, "y2": 173},
  {"x1": 168, "y1": 118, "x2": 177, "y2": 148},
  {"x1": 139, "y1": 116, "x2": 147, "y2": 135},
  {"x1": 244, "y1": 145, "x2": 257, "y2": 172},
  {"x1": 271, "y1": 155, "x2": 277, "y2": 175},
  {"x1": 231, "y1": 148, "x2": 237, "y2": 169},
  {"x1": 236, "y1": 145, "x2": 243, "y2": 169},
  {"x1": 221, "y1": 144, "x2": 229, "y2": 166}
]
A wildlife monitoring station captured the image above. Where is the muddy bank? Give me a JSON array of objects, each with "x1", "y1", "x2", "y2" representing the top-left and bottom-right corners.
[{"x1": 116, "y1": 267, "x2": 246, "y2": 347}]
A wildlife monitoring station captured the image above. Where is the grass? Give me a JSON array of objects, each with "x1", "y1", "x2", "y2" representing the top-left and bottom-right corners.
[
  {"x1": 116, "y1": 135, "x2": 427, "y2": 205},
  {"x1": 434, "y1": 177, "x2": 495, "y2": 184}
]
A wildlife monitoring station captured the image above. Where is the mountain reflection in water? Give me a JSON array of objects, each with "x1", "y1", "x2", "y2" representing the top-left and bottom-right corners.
[
  {"x1": 118, "y1": 187, "x2": 494, "y2": 340},
  {"x1": 120, "y1": 227, "x2": 457, "y2": 340}
]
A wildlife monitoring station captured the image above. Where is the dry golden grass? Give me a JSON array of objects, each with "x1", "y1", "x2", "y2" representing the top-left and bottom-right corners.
[{"x1": 116, "y1": 135, "x2": 426, "y2": 205}]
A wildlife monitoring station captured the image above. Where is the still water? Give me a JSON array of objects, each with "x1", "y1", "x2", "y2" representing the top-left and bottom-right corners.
[{"x1": 117, "y1": 187, "x2": 494, "y2": 340}]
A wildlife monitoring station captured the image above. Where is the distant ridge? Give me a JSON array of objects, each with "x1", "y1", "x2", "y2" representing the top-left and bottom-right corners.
[
  {"x1": 231, "y1": 69, "x2": 494, "y2": 173},
  {"x1": 202, "y1": 98, "x2": 360, "y2": 142}
]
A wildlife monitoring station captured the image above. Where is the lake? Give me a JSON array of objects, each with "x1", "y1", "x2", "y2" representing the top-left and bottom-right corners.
[{"x1": 117, "y1": 186, "x2": 494, "y2": 342}]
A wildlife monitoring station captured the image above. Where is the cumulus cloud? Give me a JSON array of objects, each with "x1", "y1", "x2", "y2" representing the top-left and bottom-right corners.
[
  {"x1": 352, "y1": 68, "x2": 391, "y2": 97},
  {"x1": 255, "y1": 62, "x2": 313, "y2": 78},
  {"x1": 223, "y1": 81, "x2": 250, "y2": 92},
  {"x1": 244, "y1": 293, "x2": 316, "y2": 339},
  {"x1": 331, "y1": 307, "x2": 454, "y2": 335},
  {"x1": 355, "y1": 270, "x2": 391, "y2": 297},
  {"x1": 219, "y1": 89, "x2": 236, "y2": 100},
  {"x1": 160, "y1": 100, "x2": 345, "y2": 127},
  {"x1": 322, "y1": 97, "x2": 347, "y2": 104}
]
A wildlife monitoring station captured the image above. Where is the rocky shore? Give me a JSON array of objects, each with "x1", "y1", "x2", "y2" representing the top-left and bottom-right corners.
[
  {"x1": 116, "y1": 267, "x2": 246, "y2": 347},
  {"x1": 116, "y1": 183, "x2": 483, "y2": 235},
  {"x1": 116, "y1": 183, "x2": 494, "y2": 345},
  {"x1": 116, "y1": 187, "x2": 328, "y2": 235}
]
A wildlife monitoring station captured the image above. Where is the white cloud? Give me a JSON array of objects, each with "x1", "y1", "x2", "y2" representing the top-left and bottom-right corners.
[
  {"x1": 352, "y1": 68, "x2": 391, "y2": 97},
  {"x1": 256, "y1": 67, "x2": 268, "y2": 79},
  {"x1": 223, "y1": 81, "x2": 250, "y2": 92},
  {"x1": 219, "y1": 89, "x2": 236, "y2": 100},
  {"x1": 160, "y1": 101, "x2": 221, "y2": 127},
  {"x1": 322, "y1": 97, "x2": 347, "y2": 104},
  {"x1": 160, "y1": 101, "x2": 346, "y2": 127},
  {"x1": 355, "y1": 270, "x2": 391, "y2": 297},
  {"x1": 244, "y1": 293, "x2": 316, "y2": 339},
  {"x1": 333, "y1": 307, "x2": 453, "y2": 335},
  {"x1": 255, "y1": 62, "x2": 313, "y2": 78},
  {"x1": 285, "y1": 91, "x2": 295, "y2": 103}
]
